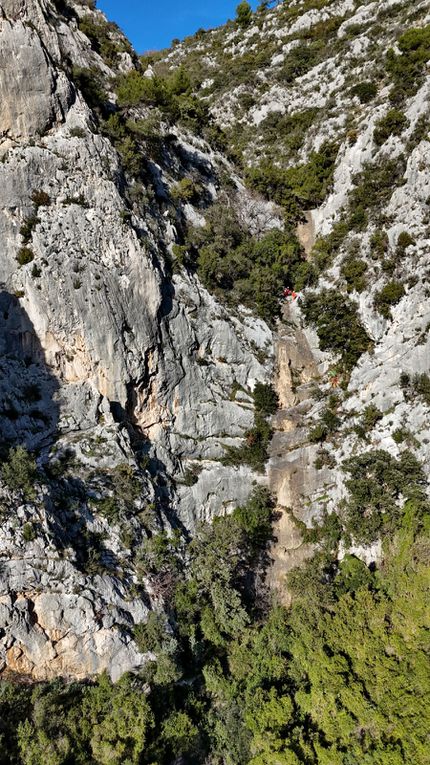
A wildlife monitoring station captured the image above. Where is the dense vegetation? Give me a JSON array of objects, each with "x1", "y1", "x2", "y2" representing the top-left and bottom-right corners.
[{"x1": 1, "y1": 481, "x2": 428, "y2": 765}]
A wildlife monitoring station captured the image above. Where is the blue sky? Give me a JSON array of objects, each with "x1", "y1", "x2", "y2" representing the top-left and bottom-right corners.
[{"x1": 97, "y1": 0, "x2": 258, "y2": 52}]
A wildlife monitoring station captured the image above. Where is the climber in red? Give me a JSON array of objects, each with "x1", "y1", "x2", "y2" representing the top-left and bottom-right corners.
[{"x1": 283, "y1": 288, "x2": 297, "y2": 300}]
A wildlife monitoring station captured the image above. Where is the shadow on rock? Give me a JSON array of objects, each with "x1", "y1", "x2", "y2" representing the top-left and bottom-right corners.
[{"x1": 0, "y1": 290, "x2": 59, "y2": 452}]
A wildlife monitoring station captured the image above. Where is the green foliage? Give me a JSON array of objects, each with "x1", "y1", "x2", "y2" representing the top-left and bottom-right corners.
[
  {"x1": 232, "y1": 486, "x2": 274, "y2": 549},
  {"x1": 340, "y1": 254, "x2": 367, "y2": 292},
  {"x1": 22, "y1": 522, "x2": 37, "y2": 543},
  {"x1": 188, "y1": 208, "x2": 307, "y2": 322},
  {"x1": 171, "y1": 177, "x2": 202, "y2": 203},
  {"x1": 78, "y1": 15, "x2": 130, "y2": 66},
  {"x1": 349, "y1": 156, "x2": 407, "y2": 228},
  {"x1": 386, "y1": 24, "x2": 430, "y2": 102},
  {"x1": 92, "y1": 464, "x2": 143, "y2": 523},
  {"x1": 222, "y1": 413, "x2": 272, "y2": 471},
  {"x1": 397, "y1": 230, "x2": 415, "y2": 251},
  {"x1": 134, "y1": 612, "x2": 168, "y2": 654},
  {"x1": 354, "y1": 403, "x2": 383, "y2": 439},
  {"x1": 16, "y1": 247, "x2": 35, "y2": 266},
  {"x1": 309, "y1": 398, "x2": 341, "y2": 443},
  {"x1": 116, "y1": 70, "x2": 165, "y2": 107},
  {"x1": 2, "y1": 483, "x2": 429, "y2": 765},
  {"x1": 341, "y1": 449, "x2": 426, "y2": 543},
  {"x1": 72, "y1": 66, "x2": 106, "y2": 110},
  {"x1": 1, "y1": 447, "x2": 37, "y2": 499},
  {"x1": 246, "y1": 141, "x2": 338, "y2": 221},
  {"x1": 350, "y1": 80, "x2": 377, "y2": 103},
  {"x1": 412, "y1": 372, "x2": 430, "y2": 406},
  {"x1": 20, "y1": 216, "x2": 39, "y2": 244},
  {"x1": 300, "y1": 289, "x2": 371, "y2": 370},
  {"x1": 82, "y1": 674, "x2": 154, "y2": 764},
  {"x1": 236, "y1": 0, "x2": 253, "y2": 27},
  {"x1": 253, "y1": 382, "x2": 279, "y2": 417},
  {"x1": 374, "y1": 280, "x2": 405, "y2": 318},
  {"x1": 373, "y1": 108, "x2": 408, "y2": 146}
]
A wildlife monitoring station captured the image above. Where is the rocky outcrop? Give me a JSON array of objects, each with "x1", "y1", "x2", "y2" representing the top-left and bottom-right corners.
[
  {"x1": 1, "y1": 0, "x2": 430, "y2": 681},
  {"x1": 0, "y1": 0, "x2": 274, "y2": 679}
]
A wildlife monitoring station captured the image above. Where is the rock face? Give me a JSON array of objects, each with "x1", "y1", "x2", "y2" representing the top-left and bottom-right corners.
[
  {"x1": 0, "y1": 0, "x2": 273, "y2": 680},
  {"x1": 1, "y1": 0, "x2": 430, "y2": 680}
]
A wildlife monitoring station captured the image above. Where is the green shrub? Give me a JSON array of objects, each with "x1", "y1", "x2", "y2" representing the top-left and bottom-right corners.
[
  {"x1": 116, "y1": 70, "x2": 164, "y2": 107},
  {"x1": 342, "y1": 449, "x2": 426, "y2": 543},
  {"x1": 253, "y1": 382, "x2": 279, "y2": 417},
  {"x1": 370, "y1": 229, "x2": 389, "y2": 259},
  {"x1": 189, "y1": 210, "x2": 306, "y2": 322},
  {"x1": 374, "y1": 280, "x2": 405, "y2": 318},
  {"x1": 232, "y1": 486, "x2": 274, "y2": 549},
  {"x1": 1, "y1": 447, "x2": 37, "y2": 498},
  {"x1": 22, "y1": 522, "x2": 36, "y2": 543},
  {"x1": 222, "y1": 413, "x2": 272, "y2": 472},
  {"x1": 349, "y1": 156, "x2": 407, "y2": 222},
  {"x1": 16, "y1": 247, "x2": 34, "y2": 266},
  {"x1": 72, "y1": 66, "x2": 106, "y2": 110},
  {"x1": 373, "y1": 109, "x2": 408, "y2": 146},
  {"x1": 340, "y1": 255, "x2": 368, "y2": 292},
  {"x1": 412, "y1": 372, "x2": 430, "y2": 406},
  {"x1": 300, "y1": 289, "x2": 371, "y2": 370},
  {"x1": 134, "y1": 612, "x2": 168, "y2": 653},
  {"x1": 397, "y1": 230, "x2": 415, "y2": 251},
  {"x1": 246, "y1": 142, "x2": 338, "y2": 221},
  {"x1": 236, "y1": 0, "x2": 253, "y2": 27},
  {"x1": 78, "y1": 15, "x2": 129, "y2": 66},
  {"x1": 350, "y1": 80, "x2": 377, "y2": 103},
  {"x1": 386, "y1": 25, "x2": 430, "y2": 102},
  {"x1": 171, "y1": 177, "x2": 203, "y2": 203},
  {"x1": 20, "y1": 215, "x2": 40, "y2": 244},
  {"x1": 69, "y1": 126, "x2": 86, "y2": 138},
  {"x1": 355, "y1": 404, "x2": 383, "y2": 438}
]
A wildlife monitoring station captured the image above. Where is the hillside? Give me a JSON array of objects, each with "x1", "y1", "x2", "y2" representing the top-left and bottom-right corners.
[{"x1": 0, "y1": 0, "x2": 429, "y2": 762}]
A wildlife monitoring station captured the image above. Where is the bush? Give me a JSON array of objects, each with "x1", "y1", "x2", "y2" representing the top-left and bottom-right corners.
[
  {"x1": 72, "y1": 66, "x2": 106, "y2": 110},
  {"x1": 412, "y1": 372, "x2": 430, "y2": 406},
  {"x1": 16, "y1": 247, "x2": 34, "y2": 266},
  {"x1": 373, "y1": 109, "x2": 408, "y2": 146},
  {"x1": 134, "y1": 612, "x2": 168, "y2": 653},
  {"x1": 116, "y1": 70, "x2": 164, "y2": 107},
  {"x1": 20, "y1": 215, "x2": 40, "y2": 244},
  {"x1": 189, "y1": 208, "x2": 306, "y2": 322},
  {"x1": 342, "y1": 449, "x2": 426, "y2": 543},
  {"x1": 31, "y1": 190, "x2": 51, "y2": 208},
  {"x1": 171, "y1": 177, "x2": 203, "y2": 204},
  {"x1": 386, "y1": 25, "x2": 430, "y2": 102},
  {"x1": 300, "y1": 289, "x2": 371, "y2": 370},
  {"x1": 245, "y1": 141, "x2": 338, "y2": 221},
  {"x1": 1, "y1": 447, "x2": 37, "y2": 498},
  {"x1": 355, "y1": 404, "x2": 383, "y2": 438},
  {"x1": 350, "y1": 80, "x2": 377, "y2": 103},
  {"x1": 222, "y1": 414, "x2": 272, "y2": 472},
  {"x1": 253, "y1": 382, "x2": 279, "y2": 417},
  {"x1": 397, "y1": 230, "x2": 415, "y2": 251},
  {"x1": 340, "y1": 255, "x2": 367, "y2": 292},
  {"x1": 236, "y1": 1, "x2": 253, "y2": 27},
  {"x1": 78, "y1": 15, "x2": 128, "y2": 66},
  {"x1": 232, "y1": 486, "x2": 274, "y2": 549},
  {"x1": 374, "y1": 280, "x2": 405, "y2": 318},
  {"x1": 349, "y1": 156, "x2": 407, "y2": 222}
]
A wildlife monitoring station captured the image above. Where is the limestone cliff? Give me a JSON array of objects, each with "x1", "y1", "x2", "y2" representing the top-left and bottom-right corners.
[{"x1": 1, "y1": 0, "x2": 430, "y2": 680}]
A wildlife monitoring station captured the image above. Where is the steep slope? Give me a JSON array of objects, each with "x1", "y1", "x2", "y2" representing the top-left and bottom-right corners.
[
  {"x1": 0, "y1": 0, "x2": 429, "y2": 690},
  {"x1": 155, "y1": 0, "x2": 430, "y2": 594},
  {"x1": 0, "y1": 0, "x2": 274, "y2": 679}
]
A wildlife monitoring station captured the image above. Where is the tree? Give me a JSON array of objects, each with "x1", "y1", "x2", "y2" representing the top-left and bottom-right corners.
[{"x1": 236, "y1": 1, "x2": 253, "y2": 27}]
